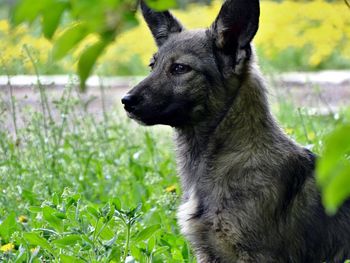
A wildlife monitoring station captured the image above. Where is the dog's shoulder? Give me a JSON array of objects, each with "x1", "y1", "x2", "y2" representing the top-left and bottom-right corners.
[{"x1": 279, "y1": 147, "x2": 316, "y2": 210}]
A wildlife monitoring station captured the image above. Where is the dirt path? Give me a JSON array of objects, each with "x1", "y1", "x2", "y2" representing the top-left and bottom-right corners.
[{"x1": 0, "y1": 73, "x2": 349, "y2": 131}]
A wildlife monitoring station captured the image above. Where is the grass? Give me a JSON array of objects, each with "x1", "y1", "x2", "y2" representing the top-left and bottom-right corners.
[
  {"x1": 0, "y1": 73, "x2": 348, "y2": 262},
  {"x1": 0, "y1": 78, "x2": 189, "y2": 262}
]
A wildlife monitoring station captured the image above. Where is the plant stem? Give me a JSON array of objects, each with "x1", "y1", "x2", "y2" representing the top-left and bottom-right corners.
[
  {"x1": 297, "y1": 108, "x2": 310, "y2": 144},
  {"x1": 23, "y1": 45, "x2": 54, "y2": 139},
  {"x1": 92, "y1": 217, "x2": 100, "y2": 242},
  {"x1": 0, "y1": 57, "x2": 18, "y2": 138},
  {"x1": 94, "y1": 219, "x2": 110, "y2": 241},
  {"x1": 98, "y1": 76, "x2": 109, "y2": 126},
  {"x1": 122, "y1": 222, "x2": 131, "y2": 262}
]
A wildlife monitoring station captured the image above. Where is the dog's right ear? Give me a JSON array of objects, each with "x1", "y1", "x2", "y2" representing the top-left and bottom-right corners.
[{"x1": 141, "y1": 0, "x2": 184, "y2": 47}]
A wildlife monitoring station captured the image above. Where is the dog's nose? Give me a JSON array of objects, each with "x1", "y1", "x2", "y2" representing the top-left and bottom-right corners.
[
  {"x1": 122, "y1": 94, "x2": 138, "y2": 106},
  {"x1": 121, "y1": 94, "x2": 140, "y2": 111}
]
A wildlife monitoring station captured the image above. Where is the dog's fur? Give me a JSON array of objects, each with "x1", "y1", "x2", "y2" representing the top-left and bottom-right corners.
[{"x1": 122, "y1": 0, "x2": 350, "y2": 262}]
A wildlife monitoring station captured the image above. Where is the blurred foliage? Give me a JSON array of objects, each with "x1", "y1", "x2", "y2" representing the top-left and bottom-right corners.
[
  {"x1": 9, "y1": 0, "x2": 212, "y2": 90},
  {"x1": 112, "y1": 0, "x2": 350, "y2": 72},
  {"x1": 10, "y1": 0, "x2": 139, "y2": 90},
  {"x1": 317, "y1": 113, "x2": 350, "y2": 214},
  {"x1": 258, "y1": 0, "x2": 350, "y2": 70},
  {"x1": 1, "y1": 0, "x2": 350, "y2": 80}
]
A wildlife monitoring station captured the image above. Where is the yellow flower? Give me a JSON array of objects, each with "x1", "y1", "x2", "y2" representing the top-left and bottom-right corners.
[
  {"x1": 0, "y1": 20, "x2": 9, "y2": 33},
  {"x1": 18, "y1": 215, "x2": 28, "y2": 223},
  {"x1": 308, "y1": 132, "x2": 316, "y2": 141},
  {"x1": 285, "y1": 128, "x2": 294, "y2": 135},
  {"x1": 0, "y1": 243, "x2": 15, "y2": 252},
  {"x1": 30, "y1": 247, "x2": 39, "y2": 253},
  {"x1": 166, "y1": 185, "x2": 177, "y2": 193}
]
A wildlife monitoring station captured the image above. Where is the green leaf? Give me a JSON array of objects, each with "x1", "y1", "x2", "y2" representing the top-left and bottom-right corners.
[
  {"x1": 107, "y1": 247, "x2": 122, "y2": 262},
  {"x1": 129, "y1": 203, "x2": 142, "y2": 217},
  {"x1": 28, "y1": 206, "x2": 42, "y2": 213},
  {"x1": 42, "y1": 206, "x2": 64, "y2": 232},
  {"x1": 52, "y1": 234, "x2": 82, "y2": 247},
  {"x1": 103, "y1": 235, "x2": 117, "y2": 247},
  {"x1": 81, "y1": 234, "x2": 94, "y2": 246},
  {"x1": 148, "y1": 235, "x2": 156, "y2": 251},
  {"x1": 52, "y1": 193, "x2": 60, "y2": 206},
  {"x1": 69, "y1": 0, "x2": 105, "y2": 31},
  {"x1": 22, "y1": 189, "x2": 37, "y2": 204},
  {"x1": 52, "y1": 23, "x2": 90, "y2": 60},
  {"x1": 42, "y1": 1, "x2": 68, "y2": 39},
  {"x1": 95, "y1": 221, "x2": 115, "y2": 241},
  {"x1": 0, "y1": 212, "x2": 19, "y2": 241},
  {"x1": 60, "y1": 254, "x2": 85, "y2": 263},
  {"x1": 78, "y1": 40, "x2": 108, "y2": 91},
  {"x1": 317, "y1": 124, "x2": 350, "y2": 213},
  {"x1": 144, "y1": 0, "x2": 177, "y2": 10},
  {"x1": 65, "y1": 193, "x2": 81, "y2": 209},
  {"x1": 134, "y1": 224, "x2": 161, "y2": 243},
  {"x1": 120, "y1": 11, "x2": 139, "y2": 33},
  {"x1": 111, "y1": 197, "x2": 122, "y2": 211},
  {"x1": 101, "y1": 202, "x2": 114, "y2": 219},
  {"x1": 317, "y1": 124, "x2": 350, "y2": 186},
  {"x1": 23, "y1": 232, "x2": 54, "y2": 254},
  {"x1": 172, "y1": 247, "x2": 184, "y2": 261},
  {"x1": 86, "y1": 206, "x2": 100, "y2": 219},
  {"x1": 53, "y1": 211, "x2": 66, "y2": 220},
  {"x1": 152, "y1": 246, "x2": 169, "y2": 256},
  {"x1": 12, "y1": 0, "x2": 50, "y2": 25},
  {"x1": 14, "y1": 246, "x2": 27, "y2": 263},
  {"x1": 322, "y1": 164, "x2": 350, "y2": 214},
  {"x1": 130, "y1": 244, "x2": 142, "y2": 260}
]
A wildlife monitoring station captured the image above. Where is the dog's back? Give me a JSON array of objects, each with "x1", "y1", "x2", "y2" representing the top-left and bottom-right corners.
[{"x1": 122, "y1": 0, "x2": 350, "y2": 261}]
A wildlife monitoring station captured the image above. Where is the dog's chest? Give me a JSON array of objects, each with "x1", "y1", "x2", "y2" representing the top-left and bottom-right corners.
[
  {"x1": 175, "y1": 137, "x2": 262, "y2": 260},
  {"x1": 177, "y1": 188, "x2": 241, "y2": 261}
]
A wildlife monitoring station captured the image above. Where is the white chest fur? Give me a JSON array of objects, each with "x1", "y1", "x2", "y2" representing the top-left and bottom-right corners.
[
  {"x1": 177, "y1": 188, "x2": 240, "y2": 262},
  {"x1": 177, "y1": 188, "x2": 203, "y2": 237}
]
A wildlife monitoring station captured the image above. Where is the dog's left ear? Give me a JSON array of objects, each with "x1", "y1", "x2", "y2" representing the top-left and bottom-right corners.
[
  {"x1": 141, "y1": 0, "x2": 184, "y2": 47},
  {"x1": 211, "y1": 0, "x2": 260, "y2": 54}
]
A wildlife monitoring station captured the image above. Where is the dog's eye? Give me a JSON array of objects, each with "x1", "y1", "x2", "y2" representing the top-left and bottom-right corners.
[
  {"x1": 149, "y1": 62, "x2": 155, "y2": 69},
  {"x1": 149, "y1": 55, "x2": 156, "y2": 70},
  {"x1": 170, "y1": 63, "x2": 192, "y2": 75}
]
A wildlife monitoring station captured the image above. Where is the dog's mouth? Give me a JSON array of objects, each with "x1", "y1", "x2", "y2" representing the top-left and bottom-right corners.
[
  {"x1": 123, "y1": 104, "x2": 143, "y2": 123},
  {"x1": 125, "y1": 108, "x2": 145, "y2": 125},
  {"x1": 124, "y1": 100, "x2": 193, "y2": 127},
  {"x1": 123, "y1": 104, "x2": 136, "y2": 114}
]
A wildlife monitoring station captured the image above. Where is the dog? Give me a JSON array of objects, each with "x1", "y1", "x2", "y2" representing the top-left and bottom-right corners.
[{"x1": 122, "y1": 0, "x2": 350, "y2": 262}]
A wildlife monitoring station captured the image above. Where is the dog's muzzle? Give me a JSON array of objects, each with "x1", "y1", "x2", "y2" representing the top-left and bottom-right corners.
[{"x1": 121, "y1": 94, "x2": 140, "y2": 113}]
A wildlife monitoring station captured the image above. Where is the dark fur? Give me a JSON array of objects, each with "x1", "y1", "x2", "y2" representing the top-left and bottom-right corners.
[{"x1": 122, "y1": 0, "x2": 350, "y2": 262}]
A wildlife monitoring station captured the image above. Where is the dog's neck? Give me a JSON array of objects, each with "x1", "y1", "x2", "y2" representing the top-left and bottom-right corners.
[
  {"x1": 174, "y1": 62, "x2": 287, "y2": 191},
  {"x1": 213, "y1": 64, "x2": 280, "y2": 146}
]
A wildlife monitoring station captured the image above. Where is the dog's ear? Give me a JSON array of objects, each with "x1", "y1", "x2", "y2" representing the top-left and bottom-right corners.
[
  {"x1": 211, "y1": 0, "x2": 260, "y2": 54},
  {"x1": 141, "y1": 1, "x2": 184, "y2": 47}
]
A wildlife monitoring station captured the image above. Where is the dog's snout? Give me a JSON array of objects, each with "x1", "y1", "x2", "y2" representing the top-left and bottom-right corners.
[
  {"x1": 122, "y1": 94, "x2": 138, "y2": 106},
  {"x1": 122, "y1": 94, "x2": 141, "y2": 106},
  {"x1": 121, "y1": 94, "x2": 141, "y2": 112}
]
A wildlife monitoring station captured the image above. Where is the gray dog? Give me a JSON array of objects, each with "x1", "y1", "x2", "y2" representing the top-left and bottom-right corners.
[{"x1": 122, "y1": 0, "x2": 350, "y2": 262}]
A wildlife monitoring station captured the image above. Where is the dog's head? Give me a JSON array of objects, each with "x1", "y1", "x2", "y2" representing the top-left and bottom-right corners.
[{"x1": 122, "y1": 0, "x2": 260, "y2": 127}]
